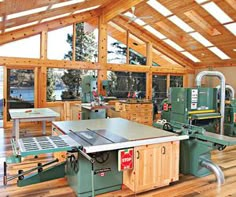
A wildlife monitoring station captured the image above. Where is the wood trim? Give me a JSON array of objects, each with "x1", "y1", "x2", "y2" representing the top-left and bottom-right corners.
[{"x1": 0, "y1": 56, "x2": 101, "y2": 69}]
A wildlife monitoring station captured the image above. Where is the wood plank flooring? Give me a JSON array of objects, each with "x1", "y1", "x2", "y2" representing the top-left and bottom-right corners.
[{"x1": 1, "y1": 125, "x2": 236, "y2": 196}]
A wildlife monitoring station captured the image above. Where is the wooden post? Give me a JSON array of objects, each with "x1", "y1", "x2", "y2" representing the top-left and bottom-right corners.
[
  {"x1": 167, "y1": 74, "x2": 170, "y2": 96},
  {"x1": 40, "y1": 31, "x2": 47, "y2": 60},
  {"x1": 183, "y1": 74, "x2": 188, "y2": 87},
  {"x1": 98, "y1": 15, "x2": 107, "y2": 96},
  {"x1": 72, "y1": 23, "x2": 76, "y2": 61},
  {"x1": 126, "y1": 31, "x2": 130, "y2": 64},
  {"x1": 146, "y1": 42, "x2": 153, "y2": 100}
]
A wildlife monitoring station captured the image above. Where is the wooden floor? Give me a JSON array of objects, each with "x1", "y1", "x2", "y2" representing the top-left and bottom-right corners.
[{"x1": 1, "y1": 125, "x2": 236, "y2": 197}]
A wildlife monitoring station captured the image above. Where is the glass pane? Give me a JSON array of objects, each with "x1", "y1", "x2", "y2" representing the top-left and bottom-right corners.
[
  {"x1": 74, "y1": 20, "x2": 98, "y2": 62},
  {"x1": 129, "y1": 33, "x2": 147, "y2": 65},
  {"x1": 152, "y1": 75, "x2": 167, "y2": 110},
  {"x1": 0, "y1": 35, "x2": 40, "y2": 58},
  {"x1": 8, "y1": 69, "x2": 34, "y2": 121},
  {"x1": 48, "y1": 26, "x2": 73, "y2": 60},
  {"x1": 47, "y1": 68, "x2": 97, "y2": 101},
  {"x1": 170, "y1": 76, "x2": 183, "y2": 87},
  {"x1": 107, "y1": 21, "x2": 127, "y2": 64},
  {"x1": 107, "y1": 71, "x2": 146, "y2": 99},
  {"x1": 107, "y1": 36, "x2": 127, "y2": 64},
  {"x1": 129, "y1": 48, "x2": 146, "y2": 65},
  {"x1": 0, "y1": 66, "x2": 3, "y2": 127}
]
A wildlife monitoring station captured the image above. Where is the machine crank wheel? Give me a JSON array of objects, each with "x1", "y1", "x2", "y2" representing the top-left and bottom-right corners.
[{"x1": 163, "y1": 123, "x2": 173, "y2": 132}]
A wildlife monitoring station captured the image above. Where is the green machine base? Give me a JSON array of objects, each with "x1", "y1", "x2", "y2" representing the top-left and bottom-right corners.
[
  {"x1": 66, "y1": 150, "x2": 122, "y2": 197},
  {"x1": 17, "y1": 162, "x2": 66, "y2": 187}
]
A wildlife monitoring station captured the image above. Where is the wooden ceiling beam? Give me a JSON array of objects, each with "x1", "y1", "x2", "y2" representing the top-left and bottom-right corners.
[
  {"x1": 112, "y1": 16, "x2": 195, "y2": 70},
  {"x1": 0, "y1": 56, "x2": 101, "y2": 69},
  {"x1": 1, "y1": 0, "x2": 107, "y2": 31},
  {"x1": 102, "y1": 0, "x2": 144, "y2": 22},
  {"x1": 0, "y1": 9, "x2": 101, "y2": 45}
]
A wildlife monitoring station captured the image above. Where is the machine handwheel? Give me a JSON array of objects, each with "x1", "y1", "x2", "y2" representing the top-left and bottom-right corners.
[
  {"x1": 163, "y1": 123, "x2": 173, "y2": 132},
  {"x1": 93, "y1": 152, "x2": 109, "y2": 164}
]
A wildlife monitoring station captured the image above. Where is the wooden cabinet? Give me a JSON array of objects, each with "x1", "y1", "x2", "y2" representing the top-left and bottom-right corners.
[{"x1": 123, "y1": 141, "x2": 179, "y2": 193}]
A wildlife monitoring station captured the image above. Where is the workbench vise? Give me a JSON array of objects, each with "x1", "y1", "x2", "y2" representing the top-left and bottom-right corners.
[{"x1": 153, "y1": 121, "x2": 236, "y2": 185}]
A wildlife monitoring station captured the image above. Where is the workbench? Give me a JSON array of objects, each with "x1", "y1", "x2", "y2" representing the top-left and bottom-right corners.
[{"x1": 9, "y1": 108, "x2": 59, "y2": 140}]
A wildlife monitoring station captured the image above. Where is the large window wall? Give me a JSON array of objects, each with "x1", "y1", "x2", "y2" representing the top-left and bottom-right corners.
[
  {"x1": 107, "y1": 71, "x2": 146, "y2": 99},
  {"x1": 47, "y1": 68, "x2": 97, "y2": 101}
]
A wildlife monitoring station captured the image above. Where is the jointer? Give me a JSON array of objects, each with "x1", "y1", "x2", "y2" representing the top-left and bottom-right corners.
[{"x1": 4, "y1": 118, "x2": 188, "y2": 197}]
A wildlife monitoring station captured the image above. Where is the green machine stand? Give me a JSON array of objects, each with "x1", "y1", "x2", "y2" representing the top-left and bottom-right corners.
[
  {"x1": 224, "y1": 99, "x2": 236, "y2": 136},
  {"x1": 66, "y1": 150, "x2": 122, "y2": 197}
]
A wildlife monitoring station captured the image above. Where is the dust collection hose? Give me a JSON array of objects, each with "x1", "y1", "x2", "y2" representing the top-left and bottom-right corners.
[{"x1": 200, "y1": 159, "x2": 225, "y2": 185}]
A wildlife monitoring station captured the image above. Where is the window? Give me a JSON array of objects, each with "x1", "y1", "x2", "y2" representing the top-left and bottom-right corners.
[
  {"x1": 74, "y1": 21, "x2": 98, "y2": 62},
  {"x1": 48, "y1": 26, "x2": 73, "y2": 60},
  {"x1": 0, "y1": 35, "x2": 40, "y2": 58},
  {"x1": 47, "y1": 68, "x2": 97, "y2": 101},
  {"x1": 170, "y1": 76, "x2": 183, "y2": 87},
  {"x1": 152, "y1": 75, "x2": 167, "y2": 110},
  {"x1": 107, "y1": 36, "x2": 127, "y2": 64},
  {"x1": 107, "y1": 71, "x2": 146, "y2": 99}
]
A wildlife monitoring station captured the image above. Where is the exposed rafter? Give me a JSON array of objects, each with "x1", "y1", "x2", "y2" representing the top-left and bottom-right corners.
[
  {"x1": 102, "y1": 0, "x2": 144, "y2": 22},
  {"x1": 0, "y1": 9, "x2": 101, "y2": 45},
  {"x1": 112, "y1": 16, "x2": 195, "y2": 69}
]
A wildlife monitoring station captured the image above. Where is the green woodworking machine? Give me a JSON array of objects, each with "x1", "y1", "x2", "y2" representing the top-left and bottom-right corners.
[{"x1": 4, "y1": 118, "x2": 187, "y2": 197}]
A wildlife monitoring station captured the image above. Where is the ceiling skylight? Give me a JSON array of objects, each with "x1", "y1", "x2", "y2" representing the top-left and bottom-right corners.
[
  {"x1": 124, "y1": 12, "x2": 146, "y2": 26},
  {"x1": 189, "y1": 32, "x2": 213, "y2": 47},
  {"x1": 73, "y1": 5, "x2": 101, "y2": 14},
  {"x1": 195, "y1": 0, "x2": 209, "y2": 4},
  {"x1": 208, "y1": 47, "x2": 230, "y2": 60},
  {"x1": 163, "y1": 39, "x2": 184, "y2": 51},
  {"x1": 168, "y1": 16, "x2": 194, "y2": 33},
  {"x1": 202, "y1": 2, "x2": 233, "y2": 24},
  {"x1": 7, "y1": 6, "x2": 48, "y2": 20},
  {"x1": 146, "y1": 0, "x2": 172, "y2": 17},
  {"x1": 224, "y1": 22, "x2": 236, "y2": 36},
  {"x1": 181, "y1": 51, "x2": 200, "y2": 62},
  {"x1": 144, "y1": 25, "x2": 166, "y2": 39},
  {"x1": 41, "y1": 13, "x2": 71, "y2": 23},
  {"x1": 108, "y1": 22, "x2": 126, "y2": 33},
  {"x1": 51, "y1": 0, "x2": 84, "y2": 9},
  {"x1": 5, "y1": 21, "x2": 38, "y2": 32}
]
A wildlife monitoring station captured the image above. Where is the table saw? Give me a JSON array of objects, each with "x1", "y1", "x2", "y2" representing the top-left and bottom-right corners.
[{"x1": 5, "y1": 118, "x2": 187, "y2": 197}]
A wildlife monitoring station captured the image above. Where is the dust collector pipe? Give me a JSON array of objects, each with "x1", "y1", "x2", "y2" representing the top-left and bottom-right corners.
[
  {"x1": 216, "y1": 84, "x2": 235, "y2": 100},
  {"x1": 200, "y1": 159, "x2": 225, "y2": 185},
  {"x1": 195, "y1": 71, "x2": 225, "y2": 135}
]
